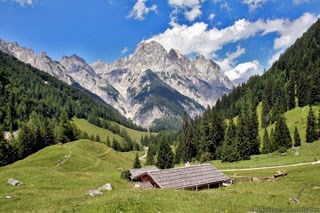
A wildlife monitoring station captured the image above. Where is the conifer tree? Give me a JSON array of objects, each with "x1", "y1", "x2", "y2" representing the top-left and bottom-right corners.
[
  {"x1": 286, "y1": 71, "x2": 296, "y2": 110},
  {"x1": 156, "y1": 140, "x2": 174, "y2": 169},
  {"x1": 262, "y1": 128, "x2": 270, "y2": 154},
  {"x1": 179, "y1": 114, "x2": 195, "y2": 163},
  {"x1": 0, "y1": 126, "x2": 14, "y2": 166},
  {"x1": 133, "y1": 153, "x2": 141, "y2": 169},
  {"x1": 146, "y1": 146, "x2": 155, "y2": 165},
  {"x1": 221, "y1": 120, "x2": 240, "y2": 162},
  {"x1": 306, "y1": 107, "x2": 318, "y2": 143},
  {"x1": 274, "y1": 116, "x2": 292, "y2": 150},
  {"x1": 237, "y1": 113, "x2": 251, "y2": 160},
  {"x1": 294, "y1": 126, "x2": 301, "y2": 147},
  {"x1": 248, "y1": 110, "x2": 260, "y2": 155}
]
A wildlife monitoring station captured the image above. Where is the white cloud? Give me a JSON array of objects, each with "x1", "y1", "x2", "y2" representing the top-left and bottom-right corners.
[
  {"x1": 272, "y1": 13, "x2": 317, "y2": 49},
  {"x1": 120, "y1": 47, "x2": 129, "y2": 54},
  {"x1": 128, "y1": 0, "x2": 158, "y2": 21},
  {"x1": 224, "y1": 60, "x2": 264, "y2": 84},
  {"x1": 147, "y1": 13, "x2": 318, "y2": 60},
  {"x1": 208, "y1": 13, "x2": 215, "y2": 21},
  {"x1": 268, "y1": 50, "x2": 283, "y2": 66},
  {"x1": 242, "y1": 0, "x2": 268, "y2": 11},
  {"x1": 217, "y1": 46, "x2": 246, "y2": 71},
  {"x1": 168, "y1": 0, "x2": 205, "y2": 21},
  {"x1": 7, "y1": 0, "x2": 33, "y2": 6}
]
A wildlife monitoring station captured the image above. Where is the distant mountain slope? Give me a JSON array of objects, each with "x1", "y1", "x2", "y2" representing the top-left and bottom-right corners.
[
  {"x1": 0, "y1": 39, "x2": 233, "y2": 129},
  {"x1": 0, "y1": 50, "x2": 141, "y2": 131}
]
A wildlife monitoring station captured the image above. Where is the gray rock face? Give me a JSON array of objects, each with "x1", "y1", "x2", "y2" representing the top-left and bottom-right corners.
[
  {"x1": 0, "y1": 40, "x2": 72, "y2": 84},
  {"x1": 0, "y1": 39, "x2": 233, "y2": 128}
]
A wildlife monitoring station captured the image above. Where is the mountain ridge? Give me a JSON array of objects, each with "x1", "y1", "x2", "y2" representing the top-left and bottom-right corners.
[{"x1": 0, "y1": 39, "x2": 233, "y2": 129}]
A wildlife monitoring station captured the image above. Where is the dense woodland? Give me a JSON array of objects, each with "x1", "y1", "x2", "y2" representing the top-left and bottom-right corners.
[
  {"x1": 176, "y1": 18, "x2": 320, "y2": 163},
  {"x1": 0, "y1": 51, "x2": 143, "y2": 166}
]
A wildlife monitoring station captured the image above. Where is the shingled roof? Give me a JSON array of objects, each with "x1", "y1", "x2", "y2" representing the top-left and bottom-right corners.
[
  {"x1": 130, "y1": 167, "x2": 160, "y2": 180},
  {"x1": 147, "y1": 164, "x2": 229, "y2": 189}
]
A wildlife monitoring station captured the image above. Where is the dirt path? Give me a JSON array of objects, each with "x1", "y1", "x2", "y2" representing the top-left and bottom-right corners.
[
  {"x1": 221, "y1": 160, "x2": 320, "y2": 172},
  {"x1": 139, "y1": 147, "x2": 148, "y2": 160},
  {"x1": 55, "y1": 145, "x2": 72, "y2": 170}
]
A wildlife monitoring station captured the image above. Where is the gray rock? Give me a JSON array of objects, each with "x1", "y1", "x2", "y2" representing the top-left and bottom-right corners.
[
  {"x1": 87, "y1": 190, "x2": 102, "y2": 197},
  {"x1": 7, "y1": 178, "x2": 23, "y2": 186},
  {"x1": 98, "y1": 183, "x2": 112, "y2": 191}
]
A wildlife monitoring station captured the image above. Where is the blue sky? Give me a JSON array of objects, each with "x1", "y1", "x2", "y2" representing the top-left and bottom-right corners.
[{"x1": 0, "y1": 0, "x2": 320, "y2": 79}]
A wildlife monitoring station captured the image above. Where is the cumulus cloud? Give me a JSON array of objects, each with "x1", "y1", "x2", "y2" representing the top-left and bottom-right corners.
[
  {"x1": 147, "y1": 13, "x2": 318, "y2": 59},
  {"x1": 7, "y1": 0, "x2": 33, "y2": 6},
  {"x1": 268, "y1": 50, "x2": 283, "y2": 66},
  {"x1": 242, "y1": 0, "x2": 268, "y2": 11},
  {"x1": 208, "y1": 13, "x2": 215, "y2": 21},
  {"x1": 120, "y1": 47, "x2": 129, "y2": 54},
  {"x1": 217, "y1": 46, "x2": 246, "y2": 71},
  {"x1": 128, "y1": 0, "x2": 158, "y2": 21},
  {"x1": 168, "y1": 0, "x2": 205, "y2": 21},
  {"x1": 224, "y1": 60, "x2": 264, "y2": 84}
]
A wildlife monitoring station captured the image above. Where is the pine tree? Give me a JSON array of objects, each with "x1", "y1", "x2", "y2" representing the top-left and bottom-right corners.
[
  {"x1": 248, "y1": 110, "x2": 260, "y2": 155},
  {"x1": 237, "y1": 113, "x2": 251, "y2": 160},
  {"x1": 146, "y1": 146, "x2": 154, "y2": 165},
  {"x1": 294, "y1": 126, "x2": 301, "y2": 147},
  {"x1": 156, "y1": 140, "x2": 174, "y2": 169},
  {"x1": 262, "y1": 128, "x2": 271, "y2": 154},
  {"x1": 286, "y1": 71, "x2": 296, "y2": 110},
  {"x1": 274, "y1": 116, "x2": 292, "y2": 150},
  {"x1": 306, "y1": 107, "x2": 318, "y2": 143},
  {"x1": 133, "y1": 153, "x2": 141, "y2": 169},
  {"x1": 221, "y1": 120, "x2": 240, "y2": 162},
  {"x1": 179, "y1": 114, "x2": 195, "y2": 163}
]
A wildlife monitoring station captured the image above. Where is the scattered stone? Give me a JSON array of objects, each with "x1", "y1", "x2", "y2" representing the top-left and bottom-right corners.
[
  {"x1": 273, "y1": 171, "x2": 287, "y2": 178},
  {"x1": 295, "y1": 150, "x2": 300, "y2": 156},
  {"x1": 87, "y1": 190, "x2": 102, "y2": 197},
  {"x1": 98, "y1": 183, "x2": 112, "y2": 191},
  {"x1": 7, "y1": 178, "x2": 23, "y2": 186},
  {"x1": 289, "y1": 198, "x2": 300, "y2": 203},
  {"x1": 87, "y1": 183, "x2": 113, "y2": 197},
  {"x1": 5, "y1": 195, "x2": 12, "y2": 199}
]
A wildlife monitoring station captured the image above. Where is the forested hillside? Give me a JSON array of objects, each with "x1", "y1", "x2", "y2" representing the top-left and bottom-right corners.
[
  {"x1": 0, "y1": 51, "x2": 143, "y2": 166},
  {"x1": 176, "y1": 18, "x2": 320, "y2": 163}
]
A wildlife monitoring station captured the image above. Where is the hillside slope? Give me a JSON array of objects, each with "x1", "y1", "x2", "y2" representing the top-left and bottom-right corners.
[{"x1": 0, "y1": 140, "x2": 319, "y2": 212}]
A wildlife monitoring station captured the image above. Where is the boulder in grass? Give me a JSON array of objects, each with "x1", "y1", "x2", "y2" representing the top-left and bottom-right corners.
[
  {"x1": 87, "y1": 190, "x2": 102, "y2": 197},
  {"x1": 7, "y1": 178, "x2": 23, "y2": 186},
  {"x1": 98, "y1": 183, "x2": 112, "y2": 191}
]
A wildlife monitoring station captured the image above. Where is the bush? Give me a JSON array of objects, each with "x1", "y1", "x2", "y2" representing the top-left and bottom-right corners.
[{"x1": 120, "y1": 170, "x2": 131, "y2": 180}]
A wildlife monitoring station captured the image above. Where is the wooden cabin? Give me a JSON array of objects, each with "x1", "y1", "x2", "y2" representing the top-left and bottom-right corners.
[{"x1": 130, "y1": 164, "x2": 230, "y2": 190}]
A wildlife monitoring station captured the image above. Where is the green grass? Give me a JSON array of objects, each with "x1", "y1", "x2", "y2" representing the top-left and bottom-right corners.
[
  {"x1": 111, "y1": 121, "x2": 156, "y2": 142},
  {"x1": 0, "y1": 139, "x2": 319, "y2": 212},
  {"x1": 72, "y1": 118, "x2": 124, "y2": 142},
  {"x1": 212, "y1": 140, "x2": 320, "y2": 169},
  {"x1": 72, "y1": 118, "x2": 154, "y2": 144}
]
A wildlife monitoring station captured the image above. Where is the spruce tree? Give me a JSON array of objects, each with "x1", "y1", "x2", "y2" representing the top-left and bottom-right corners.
[
  {"x1": 274, "y1": 116, "x2": 292, "y2": 150},
  {"x1": 262, "y1": 128, "x2": 270, "y2": 154},
  {"x1": 237, "y1": 113, "x2": 251, "y2": 160},
  {"x1": 248, "y1": 110, "x2": 260, "y2": 155},
  {"x1": 294, "y1": 126, "x2": 301, "y2": 147},
  {"x1": 306, "y1": 106, "x2": 318, "y2": 143},
  {"x1": 0, "y1": 126, "x2": 14, "y2": 166},
  {"x1": 221, "y1": 120, "x2": 240, "y2": 162},
  {"x1": 156, "y1": 140, "x2": 174, "y2": 169},
  {"x1": 133, "y1": 153, "x2": 141, "y2": 169},
  {"x1": 146, "y1": 146, "x2": 155, "y2": 165},
  {"x1": 269, "y1": 128, "x2": 276, "y2": 153},
  {"x1": 179, "y1": 114, "x2": 195, "y2": 163},
  {"x1": 286, "y1": 72, "x2": 296, "y2": 110}
]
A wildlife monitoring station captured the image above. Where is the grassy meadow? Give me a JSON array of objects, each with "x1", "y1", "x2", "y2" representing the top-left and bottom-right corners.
[{"x1": 0, "y1": 139, "x2": 319, "y2": 212}]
